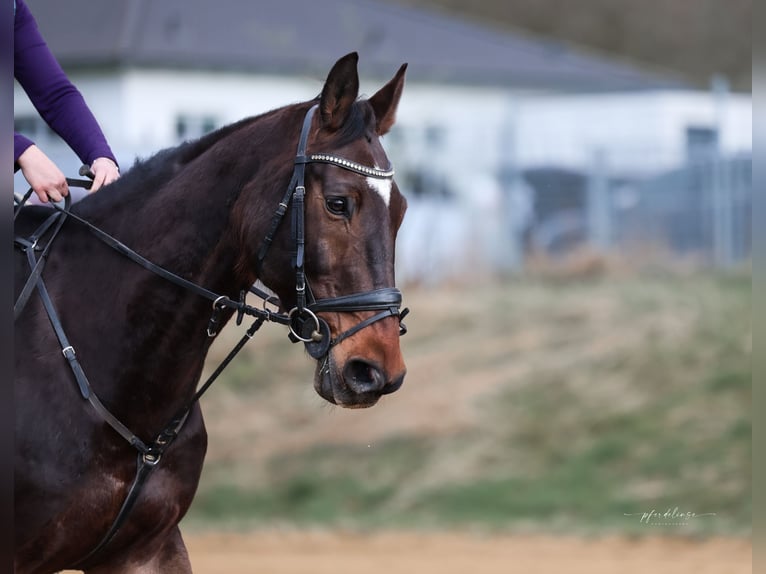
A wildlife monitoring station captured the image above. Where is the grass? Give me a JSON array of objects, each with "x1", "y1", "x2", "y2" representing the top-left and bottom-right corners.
[{"x1": 183, "y1": 270, "x2": 751, "y2": 535}]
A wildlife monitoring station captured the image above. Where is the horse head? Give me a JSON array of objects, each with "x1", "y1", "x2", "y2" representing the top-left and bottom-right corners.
[{"x1": 248, "y1": 53, "x2": 408, "y2": 408}]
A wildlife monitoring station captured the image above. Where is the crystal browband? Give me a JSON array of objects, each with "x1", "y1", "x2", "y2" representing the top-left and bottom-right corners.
[{"x1": 309, "y1": 154, "x2": 395, "y2": 179}]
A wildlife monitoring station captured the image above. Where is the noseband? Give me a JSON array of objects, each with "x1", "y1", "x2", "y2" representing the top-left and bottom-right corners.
[{"x1": 257, "y1": 104, "x2": 408, "y2": 359}]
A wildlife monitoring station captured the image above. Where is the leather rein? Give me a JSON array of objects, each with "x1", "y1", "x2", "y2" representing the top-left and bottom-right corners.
[{"x1": 13, "y1": 103, "x2": 408, "y2": 566}]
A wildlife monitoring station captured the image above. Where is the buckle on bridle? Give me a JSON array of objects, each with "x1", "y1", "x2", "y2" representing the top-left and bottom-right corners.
[
  {"x1": 142, "y1": 452, "x2": 162, "y2": 466},
  {"x1": 399, "y1": 307, "x2": 410, "y2": 336},
  {"x1": 207, "y1": 295, "x2": 228, "y2": 337}
]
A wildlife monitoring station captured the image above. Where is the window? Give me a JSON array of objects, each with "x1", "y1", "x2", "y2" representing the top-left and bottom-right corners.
[
  {"x1": 685, "y1": 125, "x2": 718, "y2": 162},
  {"x1": 175, "y1": 114, "x2": 218, "y2": 141}
]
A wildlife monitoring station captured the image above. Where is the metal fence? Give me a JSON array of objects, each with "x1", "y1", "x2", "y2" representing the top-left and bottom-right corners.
[
  {"x1": 395, "y1": 150, "x2": 751, "y2": 283},
  {"x1": 612, "y1": 153, "x2": 751, "y2": 266}
]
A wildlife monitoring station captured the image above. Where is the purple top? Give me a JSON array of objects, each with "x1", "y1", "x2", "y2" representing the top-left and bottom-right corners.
[{"x1": 14, "y1": 0, "x2": 117, "y2": 168}]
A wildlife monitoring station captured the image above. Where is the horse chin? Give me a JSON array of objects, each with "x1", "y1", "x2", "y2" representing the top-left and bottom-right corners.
[{"x1": 314, "y1": 355, "x2": 381, "y2": 409}]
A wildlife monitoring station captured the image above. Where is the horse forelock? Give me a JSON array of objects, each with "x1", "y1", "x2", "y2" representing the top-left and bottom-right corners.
[{"x1": 333, "y1": 99, "x2": 375, "y2": 146}]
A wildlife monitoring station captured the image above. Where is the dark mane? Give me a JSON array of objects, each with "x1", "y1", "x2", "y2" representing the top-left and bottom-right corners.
[
  {"x1": 71, "y1": 103, "x2": 314, "y2": 217},
  {"x1": 71, "y1": 114, "x2": 262, "y2": 217},
  {"x1": 130, "y1": 115, "x2": 261, "y2": 187},
  {"x1": 72, "y1": 97, "x2": 376, "y2": 220}
]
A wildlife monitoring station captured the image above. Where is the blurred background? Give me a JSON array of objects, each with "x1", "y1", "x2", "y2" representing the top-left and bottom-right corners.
[{"x1": 15, "y1": 0, "x2": 751, "y2": 571}]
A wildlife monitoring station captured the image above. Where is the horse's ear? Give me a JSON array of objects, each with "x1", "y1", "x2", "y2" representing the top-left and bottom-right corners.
[
  {"x1": 320, "y1": 52, "x2": 360, "y2": 131},
  {"x1": 369, "y1": 63, "x2": 407, "y2": 136}
]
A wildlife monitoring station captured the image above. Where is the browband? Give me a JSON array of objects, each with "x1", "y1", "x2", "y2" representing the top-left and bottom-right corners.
[{"x1": 307, "y1": 154, "x2": 394, "y2": 179}]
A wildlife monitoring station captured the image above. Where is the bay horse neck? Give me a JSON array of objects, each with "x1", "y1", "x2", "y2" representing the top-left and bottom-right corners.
[
  {"x1": 78, "y1": 103, "x2": 312, "y2": 295},
  {"x1": 60, "y1": 104, "x2": 313, "y2": 427}
]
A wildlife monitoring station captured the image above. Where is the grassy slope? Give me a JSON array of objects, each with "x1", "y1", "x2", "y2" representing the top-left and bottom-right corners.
[{"x1": 183, "y1": 271, "x2": 751, "y2": 535}]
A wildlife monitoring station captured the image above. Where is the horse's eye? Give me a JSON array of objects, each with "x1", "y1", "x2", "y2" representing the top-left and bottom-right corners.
[{"x1": 325, "y1": 197, "x2": 348, "y2": 215}]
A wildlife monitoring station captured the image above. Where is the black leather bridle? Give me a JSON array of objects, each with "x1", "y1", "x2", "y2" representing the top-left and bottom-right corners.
[
  {"x1": 257, "y1": 104, "x2": 408, "y2": 360},
  {"x1": 13, "y1": 102, "x2": 408, "y2": 565}
]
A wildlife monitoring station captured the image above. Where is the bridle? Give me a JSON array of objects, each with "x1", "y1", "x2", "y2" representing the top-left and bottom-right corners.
[
  {"x1": 13, "y1": 102, "x2": 408, "y2": 565},
  {"x1": 258, "y1": 103, "x2": 408, "y2": 359}
]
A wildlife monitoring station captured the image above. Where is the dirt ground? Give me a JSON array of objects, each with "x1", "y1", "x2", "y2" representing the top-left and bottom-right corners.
[{"x1": 182, "y1": 531, "x2": 751, "y2": 574}]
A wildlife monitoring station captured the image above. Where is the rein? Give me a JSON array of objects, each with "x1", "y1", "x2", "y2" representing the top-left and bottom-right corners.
[
  {"x1": 15, "y1": 182, "x2": 281, "y2": 564},
  {"x1": 13, "y1": 104, "x2": 408, "y2": 566}
]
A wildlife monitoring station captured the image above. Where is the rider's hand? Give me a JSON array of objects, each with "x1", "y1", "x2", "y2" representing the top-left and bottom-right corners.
[
  {"x1": 89, "y1": 157, "x2": 120, "y2": 191},
  {"x1": 17, "y1": 145, "x2": 68, "y2": 203}
]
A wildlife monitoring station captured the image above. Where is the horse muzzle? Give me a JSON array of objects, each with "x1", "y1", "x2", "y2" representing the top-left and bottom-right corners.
[
  {"x1": 316, "y1": 353, "x2": 406, "y2": 408},
  {"x1": 287, "y1": 287, "x2": 408, "y2": 408}
]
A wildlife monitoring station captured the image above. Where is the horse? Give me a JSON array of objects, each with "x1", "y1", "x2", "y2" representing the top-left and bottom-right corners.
[{"x1": 14, "y1": 52, "x2": 408, "y2": 573}]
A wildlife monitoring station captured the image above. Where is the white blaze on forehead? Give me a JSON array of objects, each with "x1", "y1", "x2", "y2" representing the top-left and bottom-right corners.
[{"x1": 366, "y1": 177, "x2": 392, "y2": 207}]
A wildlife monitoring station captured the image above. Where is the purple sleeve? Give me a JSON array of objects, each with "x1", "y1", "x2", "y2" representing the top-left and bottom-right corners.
[
  {"x1": 14, "y1": 0, "x2": 117, "y2": 167},
  {"x1": 14, "y1": 132, "x2": 34, "y2": 165}
]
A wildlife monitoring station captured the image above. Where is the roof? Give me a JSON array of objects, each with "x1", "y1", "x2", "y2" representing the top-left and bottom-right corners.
[{"x1": 26, "y1": 0, "x2": 685, "y2": 91}]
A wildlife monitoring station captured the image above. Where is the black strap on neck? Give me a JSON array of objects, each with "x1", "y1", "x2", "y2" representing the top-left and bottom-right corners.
[
  {"x1": 72, "y1": 314, "x2": 266, "y2": 569},
  {"x1": 17, "y1": 193, "x2": 291, "y2": 328},
  {"x1": 14, "y1": 181, "x2": 280, "y2": 566},
  {"x1": 14, "y1": 179, "x2": 95, "y2": 318},
  {"x1": 73, "y1": 453, "x2": 159, "y2": 568},
  {"x1": 14, "y1": 196, "x2": 72, "y2": 320},
  {"x1": 24, "y1": 230, "x2": 153, "y2": 454}
]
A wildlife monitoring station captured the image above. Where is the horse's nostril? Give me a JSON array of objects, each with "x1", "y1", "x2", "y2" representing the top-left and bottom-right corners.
[{"x1": 343, "y1": 359, "x2": 385, "y2": 394}]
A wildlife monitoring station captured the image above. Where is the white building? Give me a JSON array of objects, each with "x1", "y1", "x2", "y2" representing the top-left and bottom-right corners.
[
  {"x1": 513, "y1": 90, "x2": 752, "y2": 174},
  {"x1": 15, "y1": 0, "x2": 751, "y2": 276},
  {"x1": 15, "y1": 0, "x2": 699, "y2": 173}
]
